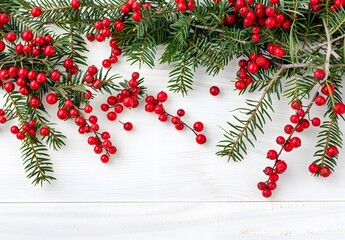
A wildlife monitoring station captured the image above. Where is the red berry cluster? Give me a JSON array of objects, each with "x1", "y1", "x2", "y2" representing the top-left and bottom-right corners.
[
  {"x1": 310, "y1": 0, "x2": 345, "y2": 12},
  {"x1": 2, "y1": 29, "x2": 55, "y2": 57},
  {"x1": 234, "y1": 53, "x2": 270, "y2": 90},
  {"x1": 258, "y1": 68, "x2": 345, "y2": 198},
  {"x1": 175, "y1": 0, "x2": 195, "y2": 12},
  {"x1": 90, "y1": 17, "x2": 112, "y2": 42},
  {"x1": 100, "y1": 72, "x2": 143, "y2": 131},
  {"x1": 63, "y1": 58, "x2": 79, "y2": 76},
  {"x1": 120, "y1": 0, "x2": 147, "y2": 23},
  {"x1": 83, "y1": 65, "x2": 105, "y2": 89},
  {"x1": 223, "y1": 1, "x2": 291, "y2": 32},
  {"x1": 10, "y1": 120, "x2": 50, "y2": 141},
  {"x1": 0, "y1": 109, "x2": 7, "y2": 125},
  {"x1": 144, "y1": 91, "x2": 207, "y2": 144}
]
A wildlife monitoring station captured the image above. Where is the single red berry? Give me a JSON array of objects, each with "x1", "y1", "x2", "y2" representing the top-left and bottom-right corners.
[
  {"x1": 132, "y1": 11, "x2": 143, "y2": 22},
  {"x1": 262, "y1": 189, "x2": 272, "y2": 198},
  {"x1": 283, "y1": 143, "x2": 293, "y2": 152},
  {"x1": 309, "y1": 163, "x2": 319, "y2": 174},
  {"x1": 29, "y1": 96, "x2": 41, "y2": 108},
  {"x1": 63, "y1": 58, "x2": 74, "y2": 69},
  {"x1": 268, "y1": 182, "x2": 277, "y2": 190},
  {"x1": 157, "y1": 91, "x2": 168, "y2": 102},
  {"x1": 290, "y1": 114, "x2": 300, "y2": 124},
  {"x1": 311, "y1": 117, "x2": 321, "y2": 127},
  {"x1": 40, "y1": 127, "x2": 50, "y2": 136},
  {"x1": 275, "y1": 160, "x2": 287, "y2": 174},
  {"x1": 4, "y1": 82, "x2": 15, "y2": 93},
  {"x1": 21, "y1": 30, "x2": 34, "y2": 42},
  {"x1": 123, "y1": 97, "x2": 135, "y2": 108},
  {"x1": 171, "y1": 116, "x2": 181, "y2": 125},
  {"x1": 10, "y1": 126, "x2": 20, "y2": 134},
  {"x1": 6, "y1": 32, "x2": 17, "y2": 42},
  {"x1": 290, "y1": 137, "x2": 301, "y2": 148},
  {"x1": 257, "y1": 182, "x2": 267, "y2": 190},
  {"x1": 264, "y1": 166, "x2": 274, "y2": 175},
  {"x1": 94, "y1": 145, "x2": 103, "y2": 154},
  {"x1": 209, "y1": 86, "x2": 220, "y2": 96},
  {"x1": 196, "y1": 134, "x2": 207, "y2": 144},
  {"x1": 46, "y1": 93, "x2": 58, "y2": 105},
  {"x1": 86, "y1": 33, "x2": 95, "y2": 42},
  {"x1": 102, "y1": 59, "x2": 111, "y2": 68},
  {"x1": 120, "y1": 4, "x2": 131, "y2": 14},
  {"x1": 235, "y1": 80, "x2": 247, "y2": 90},
  {"x1": 333, "y1": 102, "x2": 345, "y2": 115},
  {"x1": 31, "y1": 7, "x2": 42, "y2": 17},
  {"x1": 319, "y1": 166, "x2": 331, "y2": 177},
  {"x1": 158, "y1": 113, "x2": 168, "y2": 122},
  {"x1": 50, "y1": 70, "x2": 61, "y2": 81},
  {"x1": 123, "y1": 122, "x2": 133, "y2": 131},
  {"x1": 84, "y1": 105, "x2": 93, "y2": 113},
  {"x1": 326, "y1": 146, "x2": 339, "y2": 158},
  {"x1": 269, "y1": 173, "x2": 279, "y2": 183},
  {"x1": 291, "y1": 100, "x2": 302, "y2": 110},
  {"x1": 114, "y1": 104, "x2": 124, "y2": 113},
  {"x1": 57, "y1": 108, "x2": 69, "y2": 120},
  {"x1": 16, "y1": 132, "x2": 25, "y2": 140},
  {"x1": 71, "y1": 0, "x2": 81, "y2": 9},
  {"x1": 0, "y1": 40, "x2": 5, "y2": 52},
  {"x1": 100, "y1": 154, "x2": 110, "y2": 163},
  {"x1": 313, "y1": 69, "x2": 325, "y2": 81},
  {"x1": 276, "y1": 136, "x2": 285, "y2": 145},
  {"x1": 266, "y1": 149, "x2": 278, "y2": 160},
  {"x1": 193, "y1": 121, "x2": 204, "y2": 132},
  {"x1": 107, "y1": 112, "x2": 117, "y2": 121},
  {"x1": 177, "y1": 109, "x2": 185, "y2": 117},
  {"x1": 314, "y1": 95, "x2": 326, "y2": 106}
]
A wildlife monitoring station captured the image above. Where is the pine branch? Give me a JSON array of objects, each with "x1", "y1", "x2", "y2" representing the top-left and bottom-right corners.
[{"x1": 217, "y1": 68, "x2": 286, "y2": 161}]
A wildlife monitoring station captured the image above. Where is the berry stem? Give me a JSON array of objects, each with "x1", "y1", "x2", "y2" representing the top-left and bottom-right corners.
[{"x1": 164, "y1": 111, "x2": 198, "y2": 136}]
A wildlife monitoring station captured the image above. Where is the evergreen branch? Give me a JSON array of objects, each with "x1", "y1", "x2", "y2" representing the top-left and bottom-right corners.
[{"x1": 217, "y1": 67, "x2": 285, "y2": 161}]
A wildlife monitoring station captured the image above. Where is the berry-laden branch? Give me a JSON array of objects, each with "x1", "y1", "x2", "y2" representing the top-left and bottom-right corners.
[{"x1": 0, "y1": 0, "x2": 345, "y2": 199}]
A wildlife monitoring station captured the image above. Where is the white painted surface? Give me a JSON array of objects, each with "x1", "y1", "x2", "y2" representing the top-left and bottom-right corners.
[
  {"x1": 1, "y1": 202, "x2": 345, "y2": 239},
  {"x1": 1, "y1": 41, "x2": 345, "y2": 238}
]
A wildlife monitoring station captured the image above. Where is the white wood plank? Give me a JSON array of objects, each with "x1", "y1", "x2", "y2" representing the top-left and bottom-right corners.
[
  {"x1": 0, "y1": 202, "x2": 344, "y2": 239},
  {"x1": 1, "y1": 45, "x2": 344, "y2": 201}
]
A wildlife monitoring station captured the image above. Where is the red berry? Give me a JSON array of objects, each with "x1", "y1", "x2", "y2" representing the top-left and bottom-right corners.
[
  {"x1": 57, "y1": 108, "x2": 69, "y2": 120},
  {"x1": 291, "y1": 100, "x2": 302, "y2": 110},
  {"x1": 333, "y1": 102, "x2": 345, "y2": 115},
  {"x1": 269, "y1": 173, "x2": 279, "y2": 183},
  {"x1": 6, "y1": 32, "x2": 17, "y2": 42},
  {"x1": 319, "y1": 166, "x2": 331, "y2": 177},
  {"x1": 63, "y1": 58, "x2": 74, "y2": 69},
  {"x1": 235, "y1": 80, "x2": 247, "y2": 90},
  {"x1": 10, "y1": 126, "x2": 20, "y2": 134},
  {"x1": 157, "y1": 91, "x2": 168, "y2": 102},
  {"x1": 196, "y1": 134, "x2": 207, "y2": 144},
  {"x1": 50, "y1": 70, "x2": 61, "y2": 81},
  {"x1": 100, "y1": 154, "x2": 110, "y2": 163},
  {"x1": 266, "y1": 149, "x2": 278, "y2": 160},
  {"x1": 209, "y1": 86, "x2": 220, "y2": 96},
  {"x1": 71, "y1": 0, "x2": 81, "y2": 9},
  {"x1": 21, "y1": 30, "x2": 34, "y2": 42},
  {"x1": 290, "y1": 137, "x2": 301, "y2": 148},
  {"x1": 16, "y1": 132, "x2": 25, "y2": 140},
  {"x1": 44, "y1": 45, "x2": 55, "y2": 57},
  {"x1": 123, "y1": 97, "x2": 134, "y2": 108},
  {"x1": 268, "y1": 182, "x2": 277, "y2": 190},
  {"x1": 275, "y1": 160, "x2": 287, "y2": 174},
  {"x1": 264, "y1": 166, "x2": 274, "y2": 175},
  {"x1": 102, "y1": 59, "x2": 111, "y2": 68},
  {"x1": 257, "y1": 182, "x2": 267, "y2": 190},
  {"x1": 311, "y1": 117, "x2": 321, "y2": 127},
  {"x1": 31, "y1": 7, "x2": 42, "y2": 17},
  {"x1": 321, "y1": 84, "x2": 335, "y2": 96},
  {"x1": 171, "y1": 116, "x2": 181, "y2": 125},
  {"x1": 283, "y1": 143, "x2": 293, "y2": 152},
  {"x1": 107, "y1": 112, "x2": 117, "y2": 121},
  {"x1": 123, "y1": 122, "x2": 133, "y2": 131},
  {"x1": 29, "y1": 96, "x2": 41, "y2": 108},
  {"x1": 132, "y1": 11, "x2": 142, "y2": 22},
  {"x1": 274, "y1": 46, "x2": 285, "y2": 58},
  {"x1": 193, "y1": 121, "x2": 204, "y2": 132},
  {"x1": 177, "y1": 109, "x2": 185, "y2": 117},
  {"x1": 326, "y1": 146, "x2": 339, "y2": 158},
  {"x1": 46, "y1": 93, "x2": 58, "y2": 105},
  {"x1": 309, "y1": 163, "x2": 319, "y2": 174},
  {"x1": 262, "y1": 189, "x2": 272, "y2": 198},
  {"x1": 120, "y1": 4, "x2": 131, "y2": 14},
  {"x1": 158, "y1": 113, "x2": 168, "y2": 122},
  {"x1": 0, "y1": 40, "x2": 5, "y2": 52},
  {"x1": 276, "y1": 136, "x2": 285, "y2": 145},
  {"x1": 40, "y1": 127, "x2": 50, "y2": 136},
  {"x1": 4, "y1": 82, "x2": 15, "y2": 93},
  {"x1": 313, "y1": 69, "x2": 325, "y2": 80}
]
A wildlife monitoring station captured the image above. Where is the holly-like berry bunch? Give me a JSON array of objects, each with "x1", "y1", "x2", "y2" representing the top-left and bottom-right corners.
[{"x1": 1, "y1": 0, "x2": 345, "y2": 198}]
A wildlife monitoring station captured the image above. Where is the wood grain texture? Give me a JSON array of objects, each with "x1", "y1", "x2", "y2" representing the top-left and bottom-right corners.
[
  {"x1": 0, "y1": 44, "x2": 345, "y2": 201},
  {"x1": 1, "y1": 202, "x2": 344, "y2": 239}
]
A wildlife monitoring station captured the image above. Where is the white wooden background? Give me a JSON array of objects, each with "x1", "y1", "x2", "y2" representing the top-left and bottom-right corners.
[{"x1": 1, "y1": 40, "x2": 345, "y2": 238}]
